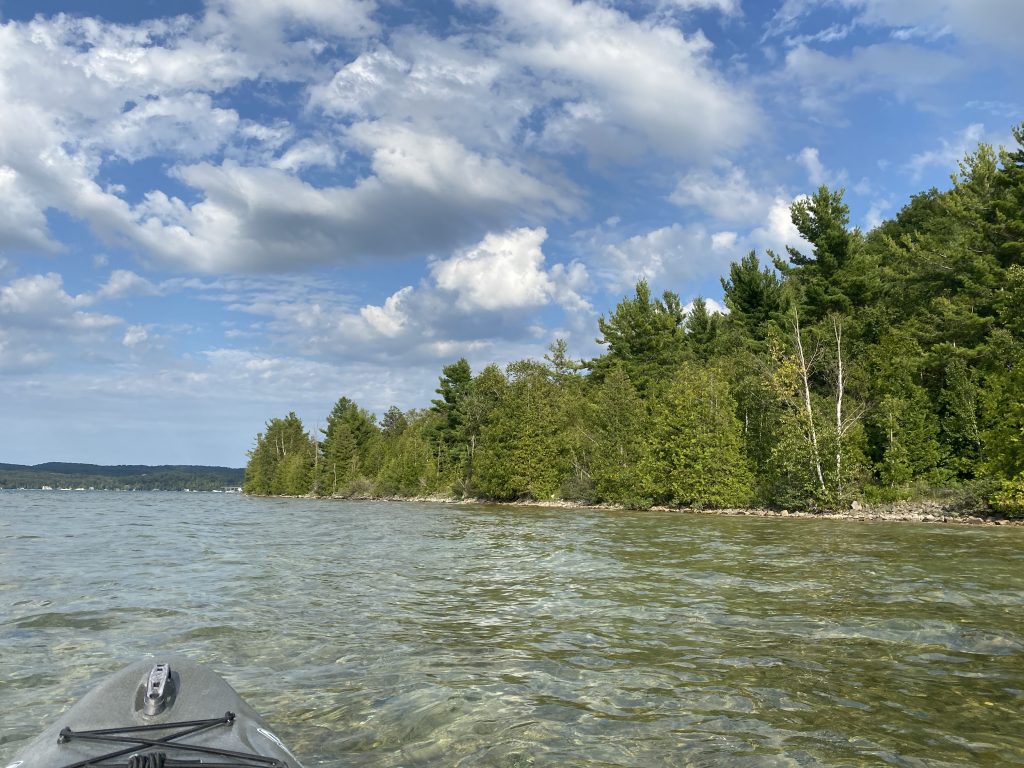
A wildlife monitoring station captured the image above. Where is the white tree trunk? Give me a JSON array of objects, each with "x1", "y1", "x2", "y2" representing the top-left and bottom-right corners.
[{"x1": 793, "y1": 312, "x2": 826, "y2": 494}]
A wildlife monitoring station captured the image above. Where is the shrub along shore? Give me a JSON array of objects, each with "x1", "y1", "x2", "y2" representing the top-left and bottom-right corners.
[{"x1": 244, "y1": 123, "x2": 1024, "y2": 519}]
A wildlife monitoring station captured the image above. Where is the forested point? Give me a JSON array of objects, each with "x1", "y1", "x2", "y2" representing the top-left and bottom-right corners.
[{"x1": 244, "y1": 124, "x2": 1024, "y2": 518}]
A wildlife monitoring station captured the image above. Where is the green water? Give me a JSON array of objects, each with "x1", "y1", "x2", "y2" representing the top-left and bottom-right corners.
[{"x1": 1, "y1": 492, "x2": 1022, "y2": 766}]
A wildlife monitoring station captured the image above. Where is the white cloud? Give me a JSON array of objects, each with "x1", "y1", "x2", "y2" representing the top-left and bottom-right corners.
[
  {"x1": 310, "y1": 35, "x2": 530, "y2": 153},
  {"x1": 492, "y1": 0, "x2": 758, "y2": 160},
  {"x1": 359, "y1": 286, "x2": 412, "y2": 338},
  {"x1": 100, "y1": 93, "x2": 240, "y2": 161},
  {"x1": 796, "y1": 146, "x2": 848, "y2": 188},
  {"x1": 206, "y1": 0, "x2": 378, "y2": 41},
  {"x1": 798, "y1": 147, "x2": 827, "y2": 186},
  {"x1": 669, "y1": 162, "x2": 775, "y2": 224},
  {"x1": 431, "y1": 228, "x2": 555, "y2": 312},
  {"x1": 270, "y1": 139, "x2": 340, "y2": 172},
  {"x1": 658, "y1": 0, "x2": 740, "y2": 13},
  {"x1": 684, "y1": 297, "x2": 727, "y2": 314},
  {"x1": 0, "y1": 165, "x2": 59, "y2": 252},
  {"x1": 864, "y1": 200, "x2": 889, "y2": 229},
  {"x1": 711, "y1": 231, "x2": 739, "y2": 250},
  {"x1": 782, "y1": 42, "x2": 965, "y2": 117},
  {"x1": 0, "y1": 273, "x2": 88, "y2": 321},
  {"x1": 905, "y1": 122, "x2": 994, "y2": 181},
  {"x1": 123, "y1": 325, "x2": 149, "y2": 347},
  {"x1": 120, "y1": 126, "x2": 574, "y2": 272},
  {"x1": 0, "y1": 271, "x2": 125, "y2": 372},
  {"x1": 95, "y1": 270, "x2": 161, "y2": 301},
  {"x1": 847, "y1": 0, "x2": 1024, "y2": 55},
  {"x1": 174, "y1": 229, "x2": 592, "y2": 371},
  {"x1": 584, "y1": 196, "x2": 810, "y2": 294}
]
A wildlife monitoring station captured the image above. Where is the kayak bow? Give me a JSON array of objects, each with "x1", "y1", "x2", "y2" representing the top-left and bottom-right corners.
[{"x1": 6, "y1": 656, "x2": 302, "y2": 768}]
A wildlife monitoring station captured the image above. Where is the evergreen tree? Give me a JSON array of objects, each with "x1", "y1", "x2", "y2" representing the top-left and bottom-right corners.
[
  {"x1": 244, "y1": 412, "x2": 315, "y2": 496},
  {"x1": 588, "y1": 367, "x2": 649, "y2": 505},
  {"x1": 990, "y1": 122, "x2": 1024, "y2": 267},
  {"x1": 319, "y1": 397, "x2": 380, "y2": 496},
  {"x1": 643, "y1": 363, "x2": 754, "y2": 507},
  {"x1": 589, "y1": 280, "x2": 687, "y2": 395},
  {"x1": 938, "y1": 356, "x2": 982, "y2": 478},
  {"x1": 376, "y1": 410, "x2": 440, "y2": 496},
  {"x1": 720, "y1": 251, "x2": 786, "y2": 340},
  {"x1": 684, "y1": 297, "x2": 721, "y2": 362},
  {"x1": 428, "y1": 358, "x2": 475, "y2": 486},
  {"x1": 475, "y1": 360, "x2": 580, "y2": 500}
]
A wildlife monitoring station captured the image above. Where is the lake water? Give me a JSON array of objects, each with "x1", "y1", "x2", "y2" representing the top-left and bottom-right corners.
[{"x1": 2, "y1": 491, "x2": 1023, "y2": 766}]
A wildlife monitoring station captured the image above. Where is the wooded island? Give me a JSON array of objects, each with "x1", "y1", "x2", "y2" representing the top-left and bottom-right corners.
[{"x1": 243, "y1": 124, "x2": 1024, "y2": 517}]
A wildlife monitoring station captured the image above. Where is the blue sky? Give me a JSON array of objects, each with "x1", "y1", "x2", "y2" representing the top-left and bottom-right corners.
[{"x1": 0, "y1": 0, "x2": 1020, "y2": 466}]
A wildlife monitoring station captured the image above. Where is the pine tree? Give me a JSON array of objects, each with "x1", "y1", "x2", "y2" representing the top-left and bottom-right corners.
[
  {"x1": 720, "y1": 251, "x2": 786, "y2": 340},
  {"x1": 244, "y1": 412, "x2": 314, "y2": 496},
  {"x1": 319, "y1": 397, "x2": 380, "y2": 496},
  {"x1": 589, "y1": 280, "x2": 687, "y2": 395}
]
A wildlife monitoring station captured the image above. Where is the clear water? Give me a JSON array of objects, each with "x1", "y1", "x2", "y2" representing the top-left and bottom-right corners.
[{"x1": 1, "y1": 491, "x2": 1022, "y2": 766}]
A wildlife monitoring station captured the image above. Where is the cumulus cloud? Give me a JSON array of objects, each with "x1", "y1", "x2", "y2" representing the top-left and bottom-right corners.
[
  {"x1": 658, "y1": 0, "x2": 740, "y2": 13},
  {"x1": 100, "y1": 94, "x2": 240, "y2": 161},
  {"x1": 490, "y1": 0, "x2": 758, "y2": 159},
  {"x1": 796, "y1": 147, "x2": 848, "y2": 189},
  {"x1": 669, "y1": 162, "x2": 776, "y2": 224},
  {"x1": 174, "y1": 228, "x2": 592, "y2": 369},
  {"x1": 309, "y1": 35, "x2": 530, "y2": 153},
  {"x1": 206, "y1": 0, "x2": 378, "y2": 42},
  {"x1": 0, "y1": 0, "x2": 760, "y2": 275},
  {"x1": 584, "y1": 196, "x2": 810, "y2": 295},
  {"x1": 0, "y1": 272, "x2": 126, "y2": 372},
  {"x1": 431, "y1": 228, "x2": 556, "y2": 312},
  {"x1": 1, "y1": 273, "x2": 93, "y2": 327},
  {"x1": 0, "y1": 166, "x2": 59, "y2": 252},
  {"x1": 314, "y1": 0, "x2": 758, "y2": 165},
  {"x1": 121, "y1": 126, "x2": 574, "y2": 272}
]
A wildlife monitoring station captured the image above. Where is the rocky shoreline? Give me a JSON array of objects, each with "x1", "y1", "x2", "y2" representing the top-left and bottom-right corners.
[{"x1": 341, "y1": 494, "x2": 1023, "y2": 526}]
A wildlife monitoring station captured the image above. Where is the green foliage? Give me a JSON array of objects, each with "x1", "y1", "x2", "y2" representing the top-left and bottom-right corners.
[
  {"x1": 774, "y1": 186, "x2": 861, "y2": 320},
  {"x1": 873, "y1": 390, "x2": 943, "y2": 487},
  {"x1": 721, "y1": 251, "x2": 786, "y2": 340},
  {"x1": 427, "y1": 358, "x2": 478, "y2": 490},
  {"x1": 684, "y1": 297, "x2": 721, "y2": 362},
  {"x1": 587, "y1": 367, "x2": 649, "y2": 505},
  {"x1": 990, "y1": 123, "x2": 1024, "y2": 267},
  {"x1": 989, "y1": 475, "x2": 1024, "y2": 518},
  {"x1": 981, "y1": 352, "x2": 1024, "y2": 479},
  {"x1": 244, "y1": 120, "x2": 1024, "y2": 514},
  {"x1": 938, "y1": 357, "x2": 982, "y2": 477},
  {"x1": 245, "y1": 412, "x2": 315, "y2": 496},
  {"x1": 376, "y1": 410, "x2": 440, "y2": 496},
  {"x1": 318, "y1": 397, "x2": 381, "y2": 496},
  {"x1": 0, "y1": 463, "x2": 243, "y2": 491},
  {"x1": 643, "y1": 363, "x2": 754, "y2": 507},
  {"x1": 589, "y1": 280, "x2": 687, "y2": 395},
  {"x1": 474, "y1": 360, "x2": 582, "y2": 501}
]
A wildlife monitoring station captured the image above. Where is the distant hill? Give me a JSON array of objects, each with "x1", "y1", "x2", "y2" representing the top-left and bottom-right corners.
[{"x1": 0, "y1": 463, "x2": 244, "y2": 491}]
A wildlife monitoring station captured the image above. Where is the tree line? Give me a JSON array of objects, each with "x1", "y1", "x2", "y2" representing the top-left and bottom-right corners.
[
  {"x1": 244, "y1": 123, "x2": 1024, "y2": 516},
  {"x1": 0, "y1": 463, "x2": 244, "y2": 491}
]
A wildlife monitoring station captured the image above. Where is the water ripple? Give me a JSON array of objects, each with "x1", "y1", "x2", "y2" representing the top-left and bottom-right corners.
[{"x1": 2, "y1": 493, "x2": 1023, "y2": 766}]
